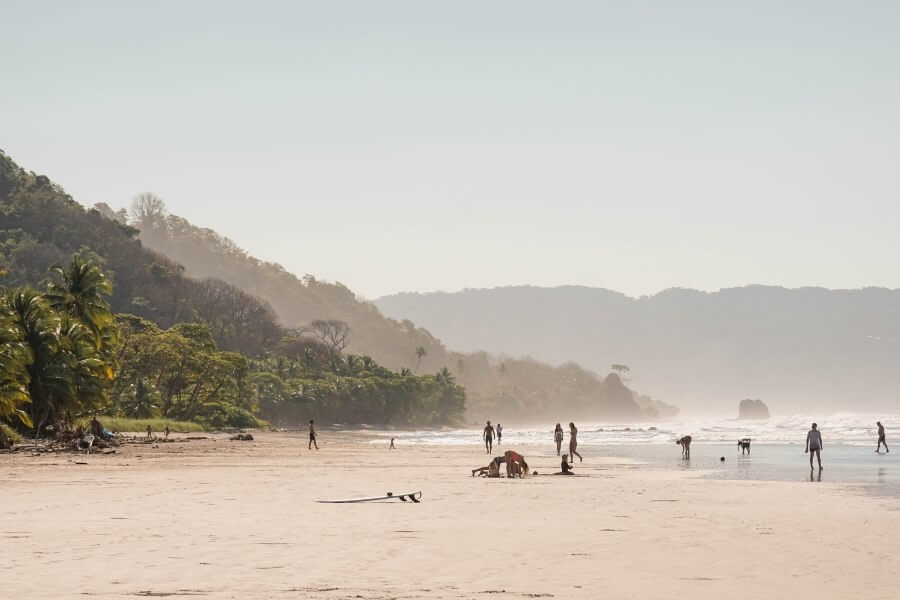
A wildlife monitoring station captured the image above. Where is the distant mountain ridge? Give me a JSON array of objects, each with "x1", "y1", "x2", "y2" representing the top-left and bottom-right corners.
[{"x1": 375, "y1": 285, "x2": 900, "y2": 414}]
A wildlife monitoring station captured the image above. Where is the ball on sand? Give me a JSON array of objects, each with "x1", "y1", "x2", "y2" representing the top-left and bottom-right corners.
[{"x1": 720, "y1": 457, "x2": 725, "y2": 462}]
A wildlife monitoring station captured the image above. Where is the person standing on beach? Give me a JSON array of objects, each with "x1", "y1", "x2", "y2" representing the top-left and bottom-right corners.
[
  {"x1": 145, "y1": 424, "x2": 152, "y2": 440},
  {"x1": 309, "y1": 420, "x2": 319, "y2": 450},
  {"x1": 390, "y1": 437, "x2": 395, "y2": 449},
  {"x1": 569, "y1": 422, "x2": 583, "y2": 462},
  {"x1": 876, "y1": 421, "x2": 889, "y2": 453},
  {"x1": 497, "y1": 423, "x2": 503, "y2": 444},
  {"x1": 806, "y1": 422, "x2": 822, "y2": 469},
  {"x1": 483, "y1": 421, "x2": 495, "y2": 454},
  {"x1": 554, "y1": 423, "x2": 564, "y2": 456}
]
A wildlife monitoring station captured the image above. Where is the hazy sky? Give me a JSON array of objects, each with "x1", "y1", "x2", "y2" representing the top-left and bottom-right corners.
[{"x1": 3, "y1": 1, "x2": 899, "y2": 299}]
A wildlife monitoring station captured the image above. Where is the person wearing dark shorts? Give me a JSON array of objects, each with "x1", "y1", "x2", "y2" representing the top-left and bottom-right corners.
[
  {"x1": 806, "y1": 422, "x2": 822, "y2": 469},
  {"x1": 309, "y1": 419, "x2": 319, "y2": 450},
  {"x1": 877, "y1": 421, "x2": 889, "y2": 453},
  {"x1": 483, "y1": 421, "x2": 495, "y2": 454}
]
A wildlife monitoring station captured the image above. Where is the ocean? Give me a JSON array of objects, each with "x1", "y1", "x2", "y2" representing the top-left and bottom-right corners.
[{"x1": 372, "y1": 413, "x2": 900, "y2": 496}]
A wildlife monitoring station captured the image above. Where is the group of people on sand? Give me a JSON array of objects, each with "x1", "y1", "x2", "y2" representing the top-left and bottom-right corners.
[
  {"x1": 471, "y1": 449, "x2": 529, "y2": 478},
  {"x1": 473, "y1": 421, "x2": 585, "y2": 478}
]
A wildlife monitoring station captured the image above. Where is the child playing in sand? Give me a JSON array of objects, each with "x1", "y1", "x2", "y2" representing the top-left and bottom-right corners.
[{"x1": 556, "y1": 454, "x2": 574, "y2": 475}]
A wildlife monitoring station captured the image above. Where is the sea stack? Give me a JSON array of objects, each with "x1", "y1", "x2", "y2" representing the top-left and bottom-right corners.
[{"x1": 738, "y1": 399, "x2": 770, "y2": 420}]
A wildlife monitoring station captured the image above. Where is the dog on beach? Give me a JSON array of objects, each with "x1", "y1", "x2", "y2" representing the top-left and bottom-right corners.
[
  {"x1": 676, "y1": 435, "x2": 692, "y2": 459},
  {"x1": 738, "y1": 438, "x2": 751, "y2": 454}
]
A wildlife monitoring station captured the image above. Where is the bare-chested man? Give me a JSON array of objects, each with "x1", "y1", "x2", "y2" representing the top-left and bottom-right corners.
[{"x1": 483, "y1": 421, "x2": 495, "y2": 454}]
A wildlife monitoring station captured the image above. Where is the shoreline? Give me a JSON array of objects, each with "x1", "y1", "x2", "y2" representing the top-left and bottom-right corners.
[{"x1": 4, "y1": 430, "x2": 899, "y2": 599}]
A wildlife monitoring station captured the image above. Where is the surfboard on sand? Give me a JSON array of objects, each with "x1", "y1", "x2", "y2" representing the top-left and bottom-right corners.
[{"x1": 317, "y1": 491, "x2": 422, "y2": 504}]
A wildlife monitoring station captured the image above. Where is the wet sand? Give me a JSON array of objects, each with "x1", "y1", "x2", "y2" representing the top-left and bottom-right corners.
[{"x1": 3, "y1": 431, "x2": 899, "y2": 599}]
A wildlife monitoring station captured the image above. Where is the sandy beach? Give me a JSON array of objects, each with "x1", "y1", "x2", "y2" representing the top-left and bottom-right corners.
[{"x1": 3, "y1": 430, "x2": 899, "y2": 599}]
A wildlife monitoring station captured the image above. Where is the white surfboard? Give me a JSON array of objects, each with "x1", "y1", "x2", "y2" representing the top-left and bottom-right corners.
[{"x1": 317, "y1": 491, "x2": 422, "y2": 504}]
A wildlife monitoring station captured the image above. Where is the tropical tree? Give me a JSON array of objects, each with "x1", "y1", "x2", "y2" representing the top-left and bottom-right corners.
[
  {"x1": 46, "y1": 258, "x2": 116, "y2": 347},
  {"x1": 413, "y1": 346, "x2": 427, "y2": 373},
  {"x1": 121, "y1": 377, "x2": 159, "y2": 418},
  {"x1": 0, "y1": 297, "x2": 32, "y2": 429},
  {"x1": 4, "y1": 287, "x2": 71, "y2": 435}
]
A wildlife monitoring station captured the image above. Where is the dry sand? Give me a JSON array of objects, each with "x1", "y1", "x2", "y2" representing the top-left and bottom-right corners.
[{"x1": 3, "y1": 430, "x2": 898, "y2": 599}]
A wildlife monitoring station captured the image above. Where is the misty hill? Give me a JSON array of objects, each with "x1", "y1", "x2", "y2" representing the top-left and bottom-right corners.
[
  {"x1": 375, "y1": 285, "x2": 900, "y2": 414},
  {"x1": 123, "y1": 199, "x2": 673, "y2": 423},
  {"x1": 1, "y1": 149, "x2": 670, "y2": 423}
]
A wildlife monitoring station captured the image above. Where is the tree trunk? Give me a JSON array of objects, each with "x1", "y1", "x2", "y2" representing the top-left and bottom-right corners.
[{"x1": 0, "y1": 426, "x2": 10, "y2": 450}]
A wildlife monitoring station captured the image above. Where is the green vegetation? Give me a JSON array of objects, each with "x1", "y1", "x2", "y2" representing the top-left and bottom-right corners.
[
  {"x1": 2, "y1": 147, "x2": 671, "y2": 427},
  {"x1": 0, "y1": 150, "x2": 467, "y2": 434},
  {"x1": 75, "y1": 416, "x2": 204, "y2": 434}
]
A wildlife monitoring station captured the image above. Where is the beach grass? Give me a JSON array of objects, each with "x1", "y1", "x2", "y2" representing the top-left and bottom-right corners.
[{"x1": 76, "y1": 416, "x2": 205, "y2": 434}]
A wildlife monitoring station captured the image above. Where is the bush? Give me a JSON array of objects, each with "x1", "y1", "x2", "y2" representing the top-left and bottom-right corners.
[
  {"x1": 1, "y1": 422, "x2": 23, "y2": 446},
  {"x1": 195, "y1": 403, "x2": 265, "y2": 429}
]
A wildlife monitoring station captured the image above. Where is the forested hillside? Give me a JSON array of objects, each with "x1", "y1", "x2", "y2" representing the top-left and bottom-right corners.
[
  {"x1": 0, "y1": 150, "x2": 466, "y2": 432},
  {"x1": 1, "y1": 149, "x2": 673, "y2": 425},
  {"x1": 118, "y1": 194, "x2": 674, "y2": 422}
]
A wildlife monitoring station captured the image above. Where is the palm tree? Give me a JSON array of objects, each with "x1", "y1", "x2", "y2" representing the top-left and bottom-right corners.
[
  {"x1": 413, "y1": 346, "x2": 427, "y2": 374},
  {"x1": 5, "y1": 288, "x2": 72, "y2": 436},
  {"x1": 0, "y1": 299, "x2": 32, "y2": 428},
  {"x1": 436, "y1": 366, "x2": 455, "y2": 385},
  {"x1": 46, "y1": 258, "x2": 117, "y2": 348}
]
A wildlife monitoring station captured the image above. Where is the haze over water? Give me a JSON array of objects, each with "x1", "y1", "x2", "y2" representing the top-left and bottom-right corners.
[{"x1": 370, "y1": 414, "x2": 900, "y2": 495}]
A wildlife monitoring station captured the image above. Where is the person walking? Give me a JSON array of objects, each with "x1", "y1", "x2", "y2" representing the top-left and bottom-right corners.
[
  {"x1": 553, "y1": 423, "x2": 564, "y2": 456},
  {"x1": 496, "y1": 423, "x2": 503, "y2": 444},
  {"x1": 309, "y1": 419, "x2": 319, "y2": 450},
  {"x1": 569, "y1": 422, "x2": 583, "y2": 462},
  {"x1": 483, "y1": 421, "x2": 495, "y2": 454},
  {"x1": 876, "y1": 421, "x2": 889, "y2": 453},
  {"x1": 806, "y1": 422, "x2": 822, "y2": 469}
]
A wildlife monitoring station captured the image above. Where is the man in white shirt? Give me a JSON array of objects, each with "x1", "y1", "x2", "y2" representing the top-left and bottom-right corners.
[{"x1": 806, "y1": 423, "x2": 823, "y2": 469}]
